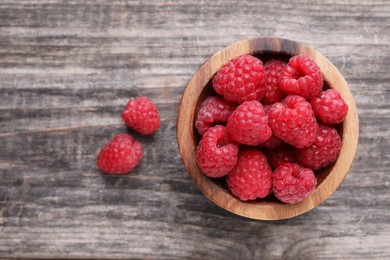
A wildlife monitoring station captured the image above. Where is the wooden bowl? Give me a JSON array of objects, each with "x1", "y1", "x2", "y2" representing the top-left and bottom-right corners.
[{"x1": 176, "y1": 38, "x2": 359, "y2": 220}]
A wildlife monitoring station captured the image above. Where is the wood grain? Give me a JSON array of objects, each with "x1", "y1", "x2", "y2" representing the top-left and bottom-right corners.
[{"x1": 0, "y1": 0, "x2": 389, "y2": 259}]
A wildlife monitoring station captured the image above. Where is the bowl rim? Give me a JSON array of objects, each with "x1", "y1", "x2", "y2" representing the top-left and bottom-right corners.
[{"x1": 176, "y1": 37, "x2": 359, "y2": 220}]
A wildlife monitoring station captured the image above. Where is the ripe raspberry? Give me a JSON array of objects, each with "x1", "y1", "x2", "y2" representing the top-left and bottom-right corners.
[
  {"x1": 262, "y1": 104, "x2": 271, "y2": 113},
  {"x1": 195, "y1": 96, "x2": 237, "y2": 135},
  {"x1": 268, "y1": 95, "x2": 319, "y2": 148},
  {"x1": 227, "y1": 149, "x2": 273, "y2": 201},
  {"x1": 196, "y1": 125, "x2": 239, "y2": 178},
  {"x1": 121, "y1": 96, "x2": 160, "y2": 135},
  {"x1": 310, "y1": 89, "x2": 349, "y2": 125},
  {"x1": 295, "y1": 124, "x2": 341, "y2": 170},
  {"x1": 96, "y1": 134, "x2": 143, "y2": 174},
  {"x1": 226, "y1": 101, "x2": 272, "y2": 146},
  {"x1": 259, "y1": 104, "x2": 282, "y2": 149},
  {"x1": 263, "y1": 145, "x2": 296, "y2": 169},
  {"x1": 213, "y1": 55, "x2": 265, "y2": 104},
  {"x1": 279, "y1": 55, "x2": 323, "y2": 99},
  {"x1": 259, "y1": 134, "x2": 283, "y2": 149},
  {"x1": 262, "y1": 60, "x2": 287, "y2": 104},
  {"x1": 273, "y1": 163, "x2": 317, "y2": 204}
]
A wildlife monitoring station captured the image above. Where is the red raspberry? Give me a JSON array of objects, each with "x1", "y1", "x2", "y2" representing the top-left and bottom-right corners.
[
  {"x1": 295, "y1": 124, "x2": 341, "y2": 170},
  {"x1": 226, "y1": 101, "x2": 272, "y2": 146},
  {"x1": 262, "y1": 104, "x2": 271, "y2": 113},
  {"x1": 96, "y1": 134, "x2": 143, "y2": 174},
  {"x1": 268, "y1": 95, "x2": 319, "y2": 148},
  {"x1": 259, "y1": 134, "x2": 283, "y2": 149},
  {"x1": 263, "y1": 145, "x2": 296, "y2": 169},
  {"x1": 121, "y1": 96, "x2": 160, "y2": 135},
  {"x1": 279, "y1": 55, "x2": 323, "y2": 99},
  {"x1": 273, "y1": 163, "x2": 317, "y2": 204},
  {"x1": 227, "y1": 149, "x2": 273, "y2": 201},
  {"x1": 259, "y1": 104, "x2": 282, "y2": 149},
  {"x1": 196, "y1": 125, "x2": 239, "y2": 178},
  {"x1": 212, "y1": 55, "x2": 265, "y2": 104},
  {"x1": 195, "y1": 96, "x2": 237, "y2": 135},
  {"x1": 310, "y1": 89, "x2": 349, "y2": 124},
  {"x1": 262, "y1": 60, "x2": 287, "y2": 104}
]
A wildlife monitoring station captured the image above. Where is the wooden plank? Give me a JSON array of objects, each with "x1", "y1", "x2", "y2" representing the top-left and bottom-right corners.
[{"x1": 0, "y1": 0, "x2": 389, "y2": 258}]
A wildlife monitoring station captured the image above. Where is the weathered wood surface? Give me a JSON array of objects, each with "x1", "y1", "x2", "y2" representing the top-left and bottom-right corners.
[{"x1": 0, "y1": 0, "x2": 389, "y2": 259}]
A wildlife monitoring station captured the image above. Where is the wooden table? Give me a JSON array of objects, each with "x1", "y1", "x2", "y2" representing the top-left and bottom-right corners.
[{"x1": 1, "y1": 1, "x2": 389, "y2": 259}]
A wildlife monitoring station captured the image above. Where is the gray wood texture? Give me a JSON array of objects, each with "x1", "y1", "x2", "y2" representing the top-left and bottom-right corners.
[{"x1": 0, "y1": 0, "x2": 389, "y2": 259}]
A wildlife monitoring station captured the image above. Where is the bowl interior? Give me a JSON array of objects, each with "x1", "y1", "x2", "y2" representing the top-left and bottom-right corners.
[{"x1": 177, "y1": 38, "x2": 358, "y2": 220}]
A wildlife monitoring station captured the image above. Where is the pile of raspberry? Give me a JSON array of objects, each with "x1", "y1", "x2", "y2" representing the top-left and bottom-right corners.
[{"x1": 195, "y1": 54, "x2": 348, "y2": 204}]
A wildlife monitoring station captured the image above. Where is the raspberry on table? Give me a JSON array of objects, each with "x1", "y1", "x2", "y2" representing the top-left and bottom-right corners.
[
  {"x1": 213, "y1": 55, "x2": 266, "y2": 104},
  {"x1": 273, "y1": 163, "x2": 317, "y2": 204},
  {"x1": 263, "y1": 145, "x2": 296, "y2": 169},
  {"x1": 227, "y1": 149, "x2": 273, "y2": 201},
  {"x1": 279, "y1": 55, "x2": 324, "y2": 99},
  {"x1": 96, "y1": 134, "x2": 143, "y2": 175},
  {"x1": 196, "y1": 125, "x2": 239, "y2": 178},
  {"x1": 195, "y1": 96, "x2": 237, "y2": 135},
  {"x1": 121, "y1": 96, "x2": 160, "y2": 135},
  {"x1": 262, "y1": 60, "x2": 287, "y2": 104},
  {"x1": 295, "y1": 124, "x2": 342, "y2": 170},
  {"x1": 310, "y1": 89, "x2": 349, "y2": 125},
  {"x1": 226, "y1": 100, "x2": 272, "y2": 146},
  {"x1": 268, "y1": 95, "x2": 319, "y2": 148}
]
